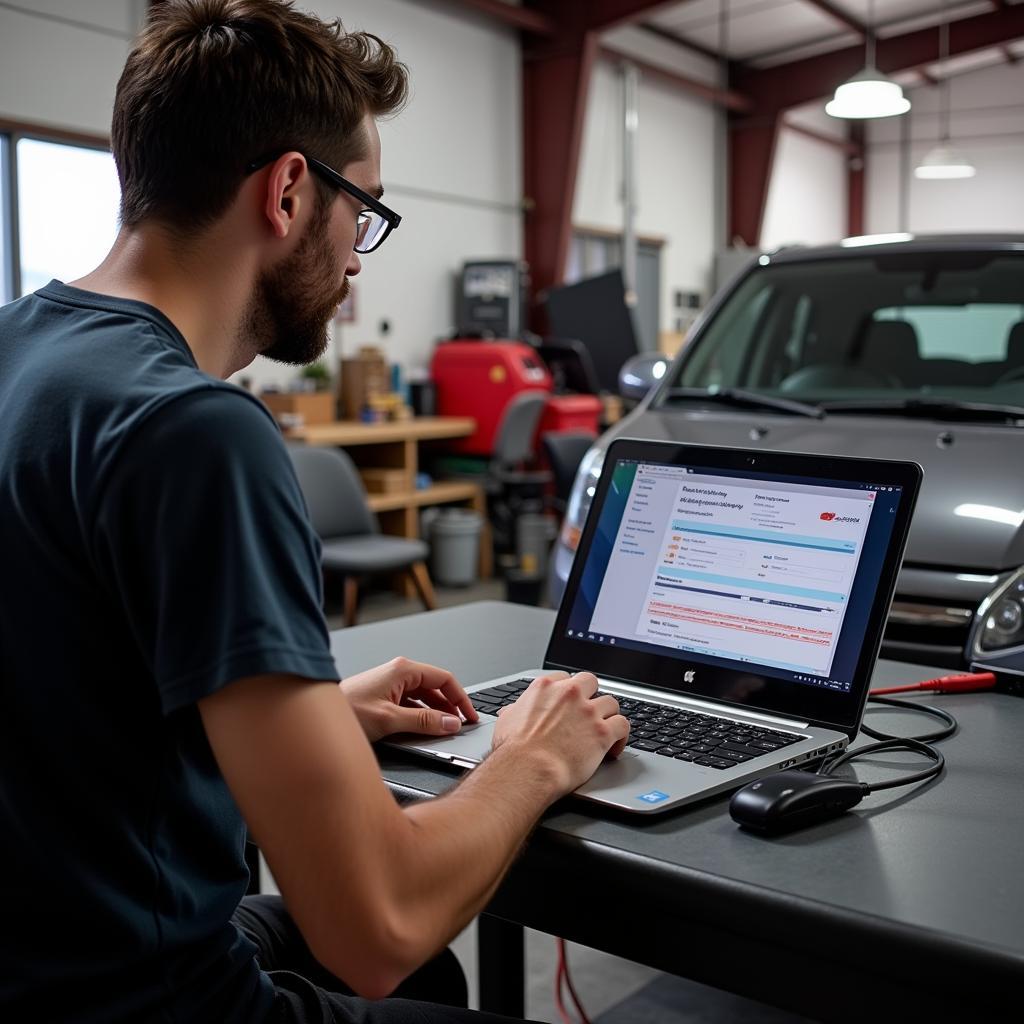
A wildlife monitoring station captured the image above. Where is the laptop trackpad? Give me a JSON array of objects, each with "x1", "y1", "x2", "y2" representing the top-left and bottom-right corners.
[{"x1": 388, "y1": 717, "x2": 496, "y2": 765}]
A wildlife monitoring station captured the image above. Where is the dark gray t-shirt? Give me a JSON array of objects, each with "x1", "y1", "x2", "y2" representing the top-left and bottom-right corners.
[{"x1": 0, "y1": 282, "x2": 339, "y2": 1022}]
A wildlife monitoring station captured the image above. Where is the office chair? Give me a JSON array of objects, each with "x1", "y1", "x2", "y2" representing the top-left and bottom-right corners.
[
  {"x1": 541, "y1": 431, "x2": 596, "y2": 513},
  {"x1": 287, "y1": 444, "x2": 436, "y2": 626},
  {"x1": 485, "y1": 390, "x2": 552, "y2": 554}
]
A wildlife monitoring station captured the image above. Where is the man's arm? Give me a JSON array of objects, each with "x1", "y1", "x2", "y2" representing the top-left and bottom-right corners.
[{"x1": 199, "y1": 670, "x2": 626, "y2": 1000}]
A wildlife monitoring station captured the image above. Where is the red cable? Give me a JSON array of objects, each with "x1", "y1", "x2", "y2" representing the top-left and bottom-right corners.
[
  {"x1": 870, "y1": 671, "x2": 996, "y2": 696},
  {"x1": 554, "y1": 939, "x2": 573, "y2": 1024},
  {"x1": 555, "y1": 938, "x2": 592, "y2": 1024}
]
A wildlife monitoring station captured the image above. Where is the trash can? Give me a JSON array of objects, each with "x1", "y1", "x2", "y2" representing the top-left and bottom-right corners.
[
  {"x1": 515, "y1": 512, "x2": 556, "y2": 579},
  {"x1": 428, "y1": 508, "x2": 483, "y2": 587}
]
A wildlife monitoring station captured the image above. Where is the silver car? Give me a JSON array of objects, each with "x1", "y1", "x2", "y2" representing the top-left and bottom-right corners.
[{"x1": 551, "y1": 234, "x2": 1024, "y2": 674}]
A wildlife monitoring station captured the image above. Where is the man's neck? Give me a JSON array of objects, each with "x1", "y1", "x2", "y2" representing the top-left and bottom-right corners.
[{"x1": 72, "y1": 223, "x2": 258, "y2": 379}]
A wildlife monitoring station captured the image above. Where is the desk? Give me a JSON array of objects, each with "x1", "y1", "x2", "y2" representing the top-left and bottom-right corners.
[
  {"x1": 330, "y1": 602, "x2": 1024, "y2": 1022},
  {"x1": 287, "y1": 416, "x2": 490, "y2": 582}
]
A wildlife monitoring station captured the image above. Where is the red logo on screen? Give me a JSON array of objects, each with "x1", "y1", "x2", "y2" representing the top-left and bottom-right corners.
[{"x1": 820, "y1": 512, "x2": 836, "y2": 521}]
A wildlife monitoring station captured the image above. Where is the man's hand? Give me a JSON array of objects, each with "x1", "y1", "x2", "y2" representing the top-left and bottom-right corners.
[
  {"x1": 491, "y1": 672, "x2": 630, "y2": 795},
  {"x1": 341, "y1": 656, "x2": 479, "y2": 742}
]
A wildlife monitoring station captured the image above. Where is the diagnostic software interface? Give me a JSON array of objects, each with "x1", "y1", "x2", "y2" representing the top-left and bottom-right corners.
[{"x1": 567, "y1": 459, "x2": 903, "y2": 693}]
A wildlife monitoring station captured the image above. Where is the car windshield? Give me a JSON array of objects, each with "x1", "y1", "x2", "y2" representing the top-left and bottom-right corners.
[{"x1": 662, "y1": 250, "x2": 1024, "y2": 416}]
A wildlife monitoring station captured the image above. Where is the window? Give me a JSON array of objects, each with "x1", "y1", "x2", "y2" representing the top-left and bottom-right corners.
[
  {"x1": 0, "y1": 128, "x2": 120, "y2": 301},
  {"x1": 876, "y1": 304, "x2": 1024, "y2": 364}
]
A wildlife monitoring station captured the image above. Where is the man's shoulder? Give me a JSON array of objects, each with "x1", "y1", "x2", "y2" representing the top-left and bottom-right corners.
[{"x1": 139, "y1": 384, "x2": 283, "y2": 452}]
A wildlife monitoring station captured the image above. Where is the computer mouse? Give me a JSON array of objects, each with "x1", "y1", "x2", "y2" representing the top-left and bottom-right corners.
[{"x1": 729, "y1": 770, "x2": 868, "y2": 836}]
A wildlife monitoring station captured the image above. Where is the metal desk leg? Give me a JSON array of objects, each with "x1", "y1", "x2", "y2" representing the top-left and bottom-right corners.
[{"x1": 477, "y1": 914, "x2": 525, "y2": 1017}]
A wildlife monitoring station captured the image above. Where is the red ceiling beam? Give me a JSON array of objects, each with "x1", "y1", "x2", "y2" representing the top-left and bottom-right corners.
[
  {"x1": 639, "y1": 19, "x2": 728, "y2": 64},
  {"x1": 442, "y1": 0, "x2": 555, "y2": 35},
  {"x1": 802, "y1": 0, "x2": 864, "y2": 38},
  {"x1": 734, "y1": 6, "x2": 1024, "y2": 115},
  {"x1": 601, "y1": 46, "x2": 751, "y2": 111},
  {"x1": 782, "y1": 120, "x2": 859, "y2": 156},
  {"x1": 581, "y1": 0, "x2": 687, "y2": 34}
]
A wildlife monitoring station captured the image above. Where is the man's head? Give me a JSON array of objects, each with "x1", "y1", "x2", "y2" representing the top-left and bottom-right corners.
[{"x1": 112, "y1": 0, "x2": 407, "y2": 364}]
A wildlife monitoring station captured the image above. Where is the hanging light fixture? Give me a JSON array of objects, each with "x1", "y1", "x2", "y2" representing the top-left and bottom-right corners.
[
  {"x1": 915, "y1": 4, "x2": 976, "y2": 179},
  {"x1": 826, "y1": 0, "x2": 910, "y2": 119}
]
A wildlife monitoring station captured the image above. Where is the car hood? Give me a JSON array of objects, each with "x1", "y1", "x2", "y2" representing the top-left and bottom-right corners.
[{"x1": 608, "y1": 407, "x2": 1024, "y2": 573}]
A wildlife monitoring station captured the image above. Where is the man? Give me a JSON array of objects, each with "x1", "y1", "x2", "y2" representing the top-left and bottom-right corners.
[{"x1": 0, "y1": 2, "x2": 629, "y2": 1022}]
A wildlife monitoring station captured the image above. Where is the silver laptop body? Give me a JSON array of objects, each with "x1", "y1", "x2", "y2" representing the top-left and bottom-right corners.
[{"x1": 388, "y1": 439, "x2": 921, "y2": 815}]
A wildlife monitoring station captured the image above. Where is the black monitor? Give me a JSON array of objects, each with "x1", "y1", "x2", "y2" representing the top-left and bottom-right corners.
[{"x1": 544, "y1": 269, "x2": 640, "y2": 394}]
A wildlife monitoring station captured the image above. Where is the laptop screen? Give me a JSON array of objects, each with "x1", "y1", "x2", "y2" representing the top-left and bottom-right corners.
[{"x1": 546, "y1": 439, "x2": 921, "y2": 736}]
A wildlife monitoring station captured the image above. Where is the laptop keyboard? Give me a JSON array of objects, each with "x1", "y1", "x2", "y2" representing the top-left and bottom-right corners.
[{"x1": 469, "y1": 678, "x2": 803, "y2": 771}]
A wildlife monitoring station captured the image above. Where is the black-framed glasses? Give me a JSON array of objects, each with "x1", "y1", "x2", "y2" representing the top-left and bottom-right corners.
[{"x1": 245, "y1": 153, "x2": 401, "y2": 254}]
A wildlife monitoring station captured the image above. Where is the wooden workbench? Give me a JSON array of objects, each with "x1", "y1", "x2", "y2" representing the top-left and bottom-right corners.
[{"x1": 286, "y1": 416, "x2": 491, "y2": 582}]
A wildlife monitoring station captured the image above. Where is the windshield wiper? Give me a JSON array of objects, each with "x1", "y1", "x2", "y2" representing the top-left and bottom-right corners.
[
  {"x1": 665, "y1": 386, "x2": 826, "y2": 419},
  {"x1": 819, "y1": 397, "x2": 1024, "y2": 424}
]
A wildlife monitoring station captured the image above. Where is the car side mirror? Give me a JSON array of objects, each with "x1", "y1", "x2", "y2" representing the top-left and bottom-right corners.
[{"x1": 618, "y1": 353, "x2": 669, "y2": 402}]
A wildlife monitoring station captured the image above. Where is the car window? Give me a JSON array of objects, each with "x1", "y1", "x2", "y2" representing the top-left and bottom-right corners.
[
  {"x1": 669, "y1": 252, "x2": 1024, "y2": 404},
  {"x1": 876, "y1": 305, "x2": 1021, "y2": 363}
]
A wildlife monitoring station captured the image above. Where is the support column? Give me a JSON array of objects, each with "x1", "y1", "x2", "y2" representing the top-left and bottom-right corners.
[
  {"x1": 727, "y1": 114, "x2": 782, "y2": 248},
  {"x1": 847, "y1": 121, "x2": 865, "y2": 238},
  {"x1": 522, "y1": 25, "x2": 598, "y2": 316}
]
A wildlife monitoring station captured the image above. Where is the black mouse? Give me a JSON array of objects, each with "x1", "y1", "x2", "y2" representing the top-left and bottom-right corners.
[{"x1": 729, "y1": 770, "x2": 868, "y2": 835}]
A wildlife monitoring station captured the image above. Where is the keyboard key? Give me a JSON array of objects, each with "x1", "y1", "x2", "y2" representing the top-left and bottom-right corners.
[
  {"x1": 674, "y1": 750, "x2": 698, "y2": 761},
  {"x1": 631, "y1": 739, "x2": 663, "y2": 752},
  {"x1": 718, "y1": 742, "x2": 765, "y2": 758},
  {"x1": 656, "y1": 746, "x2": 688, "y2": 757},
  {"x1": 706, "y1": 757, "x2": 739, "y2": 770},
  {"x1": 750, "y1": 740, "x2": 783, "y2": 751}
]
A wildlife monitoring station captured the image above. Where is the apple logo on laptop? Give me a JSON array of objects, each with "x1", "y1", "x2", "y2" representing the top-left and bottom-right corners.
[{"x1": 684, "y1": 670, "x2": 696, "y2": 684}]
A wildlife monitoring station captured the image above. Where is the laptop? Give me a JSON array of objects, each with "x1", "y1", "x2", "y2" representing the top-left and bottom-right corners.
[{"x1": 389, "y1": 438, "x2": 922, "y2": 814}]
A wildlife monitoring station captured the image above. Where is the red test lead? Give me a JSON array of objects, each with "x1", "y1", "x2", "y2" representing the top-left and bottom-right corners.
[{"x1": 870, "y1": 672, "x2": 996, "y2": 697}]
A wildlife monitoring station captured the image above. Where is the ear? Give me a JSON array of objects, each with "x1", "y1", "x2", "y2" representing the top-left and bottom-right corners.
[{"x1": 261, "y1": 152, "x2": 308, "y2": 239}]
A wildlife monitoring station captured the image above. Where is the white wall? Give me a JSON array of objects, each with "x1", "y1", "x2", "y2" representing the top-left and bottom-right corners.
[
  {"x1": 866, "y1": 61, "x2": 1024, "y2": 236},
  {"x1": 249, "y1": 0, "x2": 523, "y2": 389},
  {"x1": 0, "y1": 0, "x2": 522, "y2": 390},
  {"x1": 574, "y1": 54, "x2": 718, "y2": 333},
  {"x1": 0, "y1": 1, "x2": 142, "y2": 135},
  {"x1": 761, "y1": 102, "x2": 847, "y2": 250}
]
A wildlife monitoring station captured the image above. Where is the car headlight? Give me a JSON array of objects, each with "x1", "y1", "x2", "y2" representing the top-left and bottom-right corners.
[
  {"x1": 973, "y1": 569, "x2": 1024, "y2": 656},
  {"x1": 559, "y1": 445, "x2": 605, "y2": 554}
]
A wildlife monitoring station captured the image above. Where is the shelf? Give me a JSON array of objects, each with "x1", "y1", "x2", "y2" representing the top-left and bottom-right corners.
[
  {"x1": 366, "y1": 481, "x2": 483, "y2": 513},
  {"x1": 287, "y1": 416, "x2": 476, "y2": 447}
]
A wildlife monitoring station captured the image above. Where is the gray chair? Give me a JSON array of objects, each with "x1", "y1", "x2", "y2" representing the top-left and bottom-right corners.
[
  {"x1": 485, "y1": 391, "x2": 552, "y2": 552},
  {"x1": 287, "y1": 444, "x2": 436, "y2": 626}
]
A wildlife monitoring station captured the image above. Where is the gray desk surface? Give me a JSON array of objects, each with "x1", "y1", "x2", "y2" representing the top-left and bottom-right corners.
[{"x1": 330, "y1": 601, "x2": 1024, "y2": 1020}]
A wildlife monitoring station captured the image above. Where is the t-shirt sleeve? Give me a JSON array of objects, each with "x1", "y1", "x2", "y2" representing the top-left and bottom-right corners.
[{"x1": 92, "y1": 387, "x2": 340, "y2": 714}]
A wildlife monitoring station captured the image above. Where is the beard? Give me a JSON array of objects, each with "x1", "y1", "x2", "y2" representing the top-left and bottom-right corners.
[{"x1": 243, "y1": 198, "x2": 349, "y2": 366}]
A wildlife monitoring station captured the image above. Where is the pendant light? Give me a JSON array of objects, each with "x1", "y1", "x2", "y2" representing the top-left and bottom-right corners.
[
  {"x1": 826, "y1": 0, "x2": 911, "y2": 119},
  {"x1": 915, "y1": 4, "x2": 976, "y2": 179}
]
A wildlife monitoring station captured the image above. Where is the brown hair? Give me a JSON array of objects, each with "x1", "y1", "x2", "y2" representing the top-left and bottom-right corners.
[{"x1": 112, "y1": 0, "x2": 408, "y2": 231}]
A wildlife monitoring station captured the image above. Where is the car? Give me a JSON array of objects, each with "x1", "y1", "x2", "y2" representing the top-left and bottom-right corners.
[{"x1": 550, "y1": 234, "x2": 1024, "y2": 675}]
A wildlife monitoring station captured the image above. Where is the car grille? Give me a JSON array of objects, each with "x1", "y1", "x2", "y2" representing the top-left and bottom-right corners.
[{"x1": 882, "y1": 601, "x2": 974, "y2": 668}]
